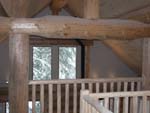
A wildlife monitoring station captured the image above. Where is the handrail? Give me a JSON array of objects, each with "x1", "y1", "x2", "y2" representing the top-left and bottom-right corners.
[
  {"x1": 90, "y1": 90, "x2": 150, "y2": 99},
  {"x1": 81, "y1": 90, "x2": 150, "y2": 113},
  {"x1": 29, "y1": 77, "x2": 142, "y2": 84},
  {"x1": 83, "y1": 95, "x2": 113, "y2": 113}
]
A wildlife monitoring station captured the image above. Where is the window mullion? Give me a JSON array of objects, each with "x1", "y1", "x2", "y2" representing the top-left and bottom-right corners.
[{"x1": 51, "y1": 46, "x2": 59, "y2": 79}]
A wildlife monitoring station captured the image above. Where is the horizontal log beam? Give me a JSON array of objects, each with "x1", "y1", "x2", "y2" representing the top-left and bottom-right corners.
[{"x1": 0, "y1": 16, "x2": 150, "y2": 40}]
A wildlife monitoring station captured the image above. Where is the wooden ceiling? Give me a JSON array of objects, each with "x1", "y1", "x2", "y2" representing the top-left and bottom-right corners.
[
  {"x1": 0, "y1": 0, "x2": 51, "y2": 17},
  {"x1": 0, "y1": 0, "x2": 150, "y2": 74}
]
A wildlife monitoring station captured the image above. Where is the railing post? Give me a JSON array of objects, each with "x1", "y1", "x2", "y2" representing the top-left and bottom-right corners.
[{"x1": 80, "y1": 90, "x2": 89, "y2": 113}]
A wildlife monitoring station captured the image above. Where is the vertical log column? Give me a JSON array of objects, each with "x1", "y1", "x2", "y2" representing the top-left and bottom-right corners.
[
  {"x1": 142, "y1": 39, "x2": 150, "y2": 90},
  {"x1": 9, "y1": 34, "x2": 29, "y2": 113},
  {"x1": 83, "y1": 0, "x2": 100, "y2": 19},
  {"x1": 83, "y1": 0, "x2": 100, "y2": 78}
]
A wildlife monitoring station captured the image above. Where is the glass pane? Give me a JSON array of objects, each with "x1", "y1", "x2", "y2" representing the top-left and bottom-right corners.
[
  {"x1": 33, "y1": 47, "x2": 51, "y2": 80},
  {"x1": 6, "y1": 101, "x2": 40, "y2": 113},
  {"x1": 59, "y1": 47, "x2": 76, "y2": 79},
  {"x1": 28, "y1": 101, "x2": 40, "y2": 113}
]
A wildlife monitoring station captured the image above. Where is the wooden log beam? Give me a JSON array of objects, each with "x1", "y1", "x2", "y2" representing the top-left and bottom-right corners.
[
  {"x1": 9, "y1": 34, "x2": 29, "y2": 113},
  {"x1": 0, "y1": 16, "x2": 150, "y2": 40}
]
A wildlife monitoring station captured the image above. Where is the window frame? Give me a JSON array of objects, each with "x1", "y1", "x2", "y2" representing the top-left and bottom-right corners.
[{"x1": 29, "y1": 38, "x2": 83, "y2": 80}]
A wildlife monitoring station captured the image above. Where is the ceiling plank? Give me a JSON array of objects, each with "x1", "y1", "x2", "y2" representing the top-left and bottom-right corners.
[
  {"x1": 0, "y1": 16, "x2": 150, "y2": 40},
  {"x1": 0, "y1": 0, "x2": 51, "y2": 17}
]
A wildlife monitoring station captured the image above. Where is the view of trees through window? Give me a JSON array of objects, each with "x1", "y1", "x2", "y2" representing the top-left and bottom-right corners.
[
  {"x1": 33, "y1": 47, "x2": 51, "y2": 80},
  {"x1": 59, "y1": 47, "x2": 76, "y2": 79},
  {"x1": 33, "y1": 46, "x2": 77, "y2": 80}
]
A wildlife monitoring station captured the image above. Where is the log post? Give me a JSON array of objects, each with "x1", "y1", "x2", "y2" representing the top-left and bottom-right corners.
[
  {"x1": 83, "y1": 0, "x2": 100, "y2": 78},
  {"x1": 9, "y1": 34, "x2": 29, "y2": 113},
  {"x1": 142, "y1": 39, "x2": 150, "y2": 90},
  {"x1": 83, "y1": 0, "x2": 100, "y2": 19}
]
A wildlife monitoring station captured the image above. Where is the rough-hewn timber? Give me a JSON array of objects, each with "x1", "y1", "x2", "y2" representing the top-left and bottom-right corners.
[{"x1": 0, "y1": 16, "x2": 150, "y2": 40}]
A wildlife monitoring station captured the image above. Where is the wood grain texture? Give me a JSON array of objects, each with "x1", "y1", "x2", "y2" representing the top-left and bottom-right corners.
[
  {"x1": 9, "y1": 34, "x2": 29, "y2": 113},
  {"x1": 83, "y1": 0, "x2": 100, "y2": 19},
  {"x1": 0, "y1": 16, "x2": 150, "y2": 40},
  {"x1": 65, "y1": 0, "x2": 150, "y2": 75}
]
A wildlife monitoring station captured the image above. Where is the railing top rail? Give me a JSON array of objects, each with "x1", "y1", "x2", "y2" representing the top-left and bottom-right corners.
[
  {"x1": 29, "y1": 77, "x2": 142, "y2": 85},
  {"x1": 83, "y1": 95, "x2": 113, "y2": 113},
  {"x1": 89, "y1": 91, "x2": 150, "y2": 99}
]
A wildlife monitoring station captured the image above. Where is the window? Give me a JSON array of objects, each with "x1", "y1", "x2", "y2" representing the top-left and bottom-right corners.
[
  {"x1": 59, "y1": 47, "x2": 76, "y2": 79},
  {"x1": 30, "y1": 39, "x2": 81, "y2": 80},
  {"x1": 33, "y1": 47, "x2": 51, "y2": 80}
]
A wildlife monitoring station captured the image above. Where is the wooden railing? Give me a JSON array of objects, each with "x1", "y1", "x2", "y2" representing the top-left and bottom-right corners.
[
  {"x1": 28, "y1": 77, "x2": 142, "y2": 113},
  {"x1": 80, "y1": 90, "x2": 112, "y2": 113},
  {"x1": 83, "y1": 90, "x2": 150, "y2": 113}
]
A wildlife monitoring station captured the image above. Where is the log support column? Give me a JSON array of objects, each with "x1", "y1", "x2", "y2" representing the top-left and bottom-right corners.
[
  {"x1": 9, "y1": 34, "x2": 29, "y2": 113},
  {"x1": 83, "y1": 0, "x2": 99, "y2": 78},
  {"x1": 142, "y1": 39, "x2": 150, "y2": 90},
  {"x1": 83, "y1": 0, "x2": 100, "y2": 19}
]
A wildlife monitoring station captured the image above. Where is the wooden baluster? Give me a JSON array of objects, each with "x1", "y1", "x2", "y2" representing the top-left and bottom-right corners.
[
  {"x1": 85, "y1": 102, "x2": 88, "y2": 113},
  {"x1": 89, "y1": 83, "x2": 93, "y2": 93},
  {"x1": 57, "y1": 84, "x2": 61, "y2": 113},
  {"x1": 80, "y1": 90, "x2": 89, "y2": 113},
  {"x1": 143, "y1": 96, "x2": 147, "y2": 113},
  {"x1": 32, "y1": 84, "x2": 36, "y2": 113},
  {"x1": 137, "y1": 82, "x2": 141, "y2": 91},
  {"x1": 130, "y1": 82, "x2": 135, "y2": 113},
  {"x1": 49, "y1": 84, "x2": 53, "y2": 113},
  {"x1": 81, "y1": 83, "x2": 85, "y2": 90},
  {"x1": 96, "y1": 83, "x2": 99, "y2": 93},
  {"x1": 82, "y1": 100, "x2": 85, "y2": 113},
  {"x1": 114, "y1": 97, "x2": 120, "y2": 113},
  {"x1": 131, "y1": 82, "x2": 135, "y2": 91},
  {"x1": 124, "y1": 82, "x2": 128, "y2": 91},
  {"x1": 73, "y1": 83, "x2": 77, "y2": 113},
  {"x1": 110, "y1": 82, "x2": 114, "y2": 92},
  {"x1": 104, "y1": 97, "x2": 109, "y2": 109},
  {"x1": 133, "y1": 96, "x2": 138, "y2": 113},
  {"x1": 103, "y1": 82, "x2": 107, "y2": 92},
  {"x1": 123, "y1": 97, "x2": 129, "y2": 113},
  {"x1": 40, "y1": 84, "x2": 44, "y2": 113},
  {"x1": 117, "y1": 82, "x2": 121, "y2": 91},
  {"x1": 65, "y1": 84, "x2": 69, "y2": 113},
  {"x1": 110, "y1": 82, "x2": 114, "y2": 111}
]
